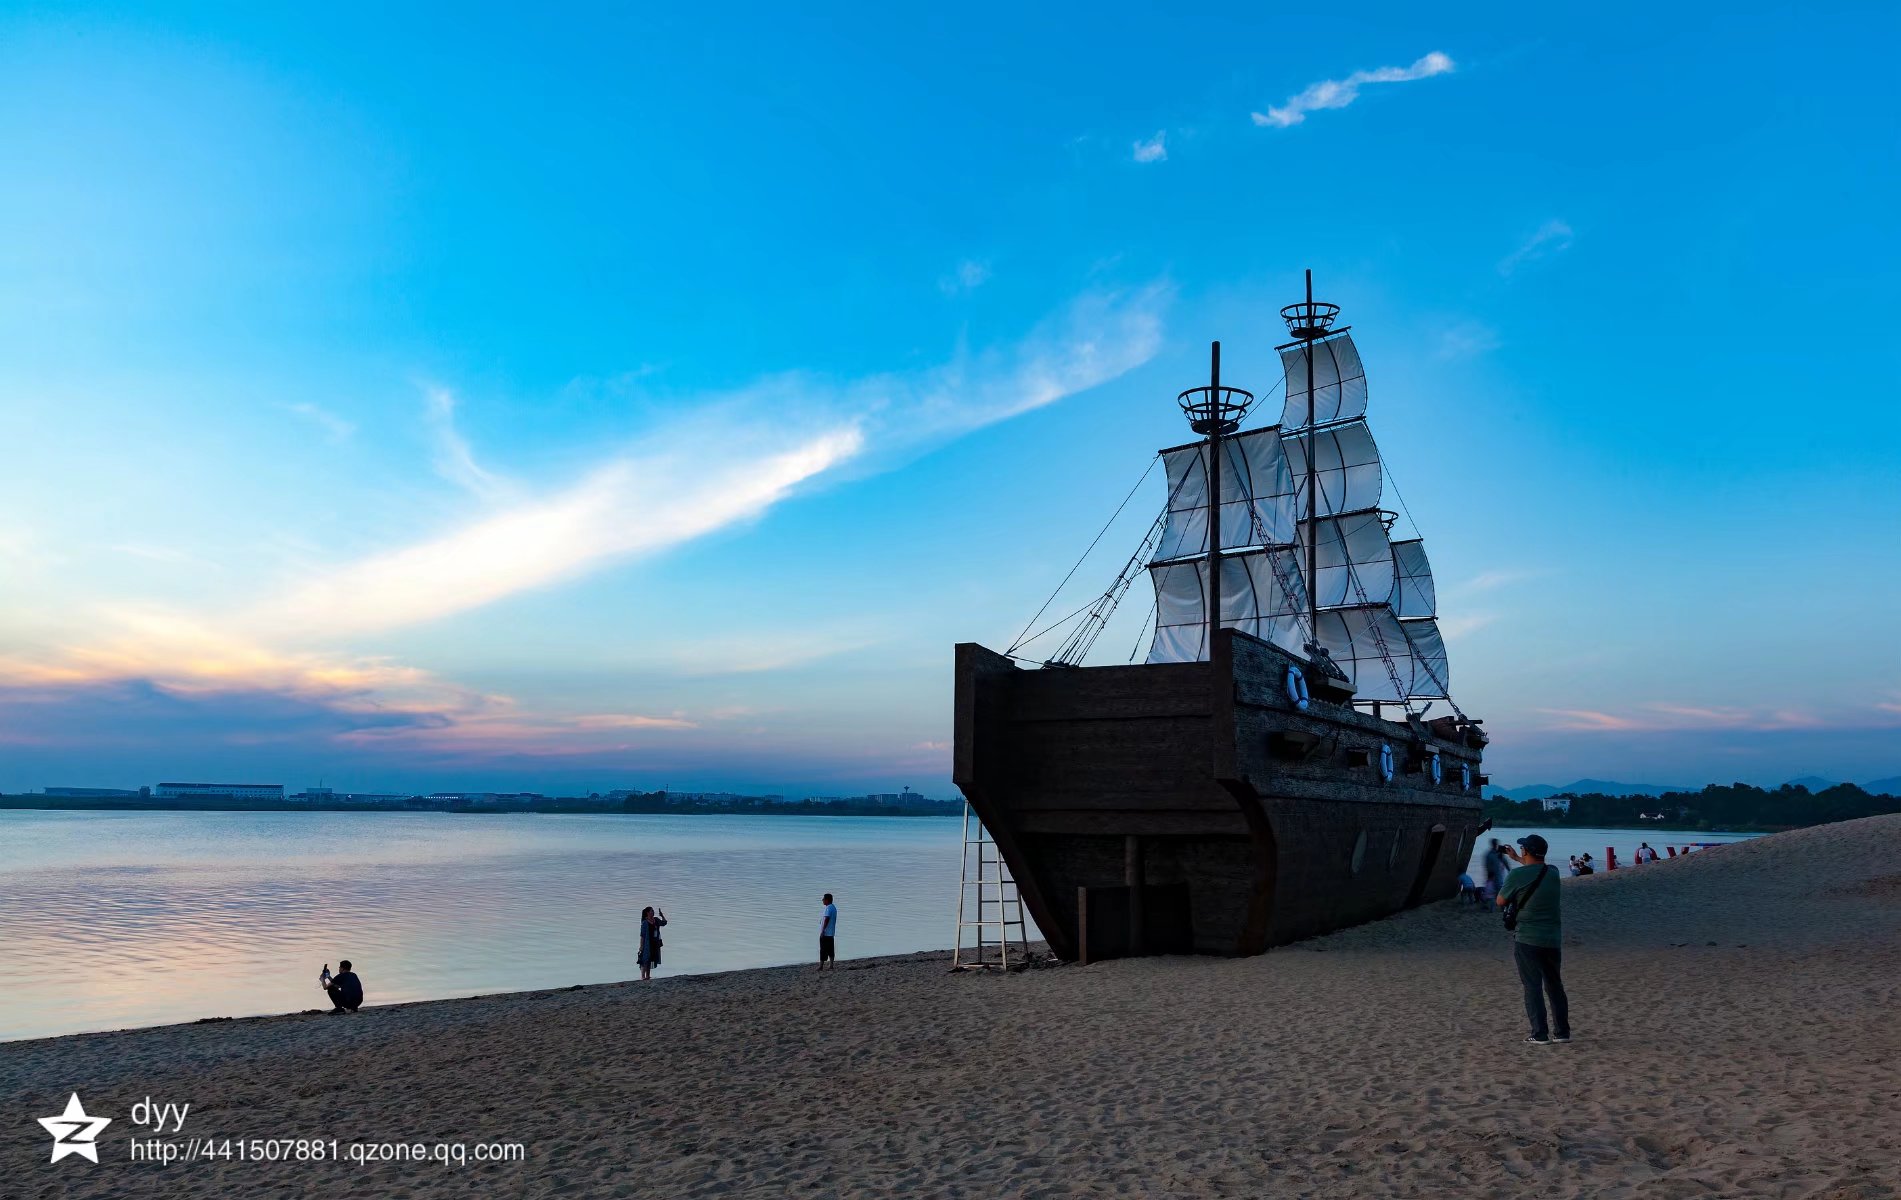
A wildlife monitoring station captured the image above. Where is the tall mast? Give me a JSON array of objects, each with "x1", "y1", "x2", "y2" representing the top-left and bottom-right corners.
[
  {"x1": 1280, "y1": 268, "x2": 1341, "y2": 663},
  {"x1": 1174, "y1": 343, "x2": 1252, "y2": 661},
  {"x1": 1204, "y1": 340, "x2": 1222, "y2": 657},
  {"x1": 1303, "y1": 270, "x2": 1319, "y2": 642}
]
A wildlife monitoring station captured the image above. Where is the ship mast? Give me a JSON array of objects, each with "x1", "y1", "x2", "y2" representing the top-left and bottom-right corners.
[
  {"x1": 1177, "y1": 342, "x2": 1253, "y2": 658},
  {"x1": 1204, "y1": 342, "x2": 1222, "y2": 655},
  {"x1": 1280, "y1": 268, "x2": 1343, "y2": 661},
  {"x1": 1304, "y1": 272, "x2": 1318, "y2": 640}
]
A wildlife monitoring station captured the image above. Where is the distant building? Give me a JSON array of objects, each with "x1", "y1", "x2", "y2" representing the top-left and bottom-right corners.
[
  {"x1": 155, "y1": 782, "x2": 284, "y2": 801},
  {"x1": 45, "y1": 787, "x2": 141, "y2": 798},
  {"x1": 1540, "y1": 796, "x2": 1572, "y2": 812},
  {"x1": 865, "y1": 788, "x2": 933, "y2": 807},
  {"x1": 293, "y1": 789, "x2": 412, "y2": 807},
  {"x1": 430, "y1": 791, "x2": 543, "y2": 808}
]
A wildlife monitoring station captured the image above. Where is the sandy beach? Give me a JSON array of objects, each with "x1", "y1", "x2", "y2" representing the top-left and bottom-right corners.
[{"x1": 6, "y1": 815, "x2": 1899, "y2": 1199}]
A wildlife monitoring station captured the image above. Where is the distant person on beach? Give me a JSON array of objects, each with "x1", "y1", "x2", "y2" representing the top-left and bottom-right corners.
[
  {"x1": 1639, "y1": 842, "x2": 1658, "y2": 864},
  {"x1": 326, "y1": 960, "x2": 363, "y2": 1015},
  {"x1": 1497, "y1": 834, "x2": 1569, "y2": 1046},
  {"x1": 637, "y1": 906, "x2": 668, "y2": 982},
  {"x1": 1482, "y1": 839, "x2": 1509, "y2": 901},
  {"x1": 818, "y1": 894, "x2": 838, "y2": 971},
  {"x1": 1576, "y1": 853, "x2": 1595, "y2": 875},
  {"x1": 1458, "y1": 872, "x2": 1480, "y2": 906},
  {"x1": 1568, "y1": 855, "x2": 1582, "y2": 876}
]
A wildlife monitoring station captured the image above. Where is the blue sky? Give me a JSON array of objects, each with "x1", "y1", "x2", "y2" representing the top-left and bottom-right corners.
[{"x1": 2, "y1": 3, "x2": 1897, "y2": 795}]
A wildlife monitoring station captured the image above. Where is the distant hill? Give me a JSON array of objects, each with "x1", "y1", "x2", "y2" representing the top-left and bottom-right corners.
[
  {"x1": 1487, "y1": 779, "x2": 1688, "y2": 802},
  {"x1": 1867, "y1": 777, "x2": 1901, "y2": 798},
  {"x1": 1784, "y1": 776, "x2": 1839, "y2": 790}
]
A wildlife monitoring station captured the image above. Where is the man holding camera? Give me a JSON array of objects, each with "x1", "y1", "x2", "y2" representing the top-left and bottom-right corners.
[{"x1": 1497, "y1": 834, "x2": 1570, "y2": 1045}]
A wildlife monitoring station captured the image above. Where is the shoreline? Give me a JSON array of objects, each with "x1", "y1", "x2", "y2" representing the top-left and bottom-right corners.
[
  {"x1": 0, "y1": 946, "x2": 990, "y2": 1049},
  {"x1": 7, "y1": 816, "x2": 1899, "y2": 1198}
]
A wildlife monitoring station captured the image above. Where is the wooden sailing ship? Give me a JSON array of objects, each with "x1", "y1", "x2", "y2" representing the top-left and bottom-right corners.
[{"x1": 953, "y1": 273, "x2": 1488, "y2": 961}]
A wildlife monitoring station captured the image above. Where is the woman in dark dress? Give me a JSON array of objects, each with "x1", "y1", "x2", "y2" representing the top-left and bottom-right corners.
[{"x1": 637, "y1": 905, "x2": 668, "y2": 981}]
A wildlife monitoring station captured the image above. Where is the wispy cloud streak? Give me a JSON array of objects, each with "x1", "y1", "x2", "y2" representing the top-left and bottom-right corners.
[
  {"x1": 1537, "y1": 703, "x2": 1850, "y2": 734},
  {"x1": 1132, "y1": 131, "x2": 1167, "y2": 163},
  {"x1": 1251, "y1": 52, "x2": 1454, "y2": 128},
  {"x1": 283, "y1": 402, "x2": 356, "y2": 442},
  {"x1": 1499, "y1": 220, "x2": 1574, "y2": 275},
  {"x1": 423, "y1": 386, "x2": 512, "y2": 500}
]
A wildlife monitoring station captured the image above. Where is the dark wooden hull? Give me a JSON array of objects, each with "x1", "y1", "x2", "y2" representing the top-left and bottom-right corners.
[{"x1": 953, "y1": 629, "x2": 1486, "y2": 961}]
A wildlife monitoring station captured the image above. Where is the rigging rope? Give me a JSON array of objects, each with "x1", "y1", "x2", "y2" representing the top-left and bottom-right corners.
[
  {"x1": 1049, "y1": 510, "x2": 1168, "y2": 665},
  {"x1": 1005, "y1": 455, "x2": 1157, "y2": 657}
]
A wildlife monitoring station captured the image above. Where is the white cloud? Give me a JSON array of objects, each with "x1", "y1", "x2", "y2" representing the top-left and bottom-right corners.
[
  {"x1": 283, "y1": 402, "x2": 356, "y2": 441},
  {"x1": 938, "y1": 259, "x2": 992, "y2": 295},
  {"x1": 14, "y1": 286, "x2": 1169, "y2": 683},
  {"x1": 0, "y1": 287, "x2": 1170, "y2": 772},
  {"x1": 1448, "y1": 567, "x2": 1545, "y2": 595},
  {"x1": 1498, "y1": 219, "x2": 1575, "y2": 275},
  {"x1": 1251, "y1": 52, "x2": 1454, "y2": 128},
  {"x1": 1434, "y1": 320, "x2": 1501, "y2": 361},
  {"x1": 570, "y1": 713, "x2": 697, "y2": 731},
  {"x1": 1434, "y1": 612, "x2": 1498, "y2": 639},
  {"x1": 258, "y1": 425, "x2": 865, "y2": 638},
  {"x1": 1132, "y1": 131, "x2": 1167, "y2": 163},
  {"x1": 422, "y1": 386, "x2": 512, "y2": 500},
  {"x1": 259, "y1": 287, "x2": 1166, "y2": 641}
]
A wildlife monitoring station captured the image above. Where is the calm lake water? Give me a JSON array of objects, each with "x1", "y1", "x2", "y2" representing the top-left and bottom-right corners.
[
  {"x1": 0, "y1": 811, "x2": 1758, "y2": 1042},
  {"x1": 0, "y1": 811, "x2": 978, "y2": 1042}
]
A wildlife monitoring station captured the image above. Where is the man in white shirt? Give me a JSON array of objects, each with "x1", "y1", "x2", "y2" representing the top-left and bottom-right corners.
[{"x1": 818, "y1": 893, "x2": 838, "y2": 972}]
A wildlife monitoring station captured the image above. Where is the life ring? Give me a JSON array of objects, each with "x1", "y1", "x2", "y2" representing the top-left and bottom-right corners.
[
  {"x1": 1378, "y1": 742, "x2": 1395, "y2": 782},
  {"x1": 1428, "y1": 751, "x2": 1443, "y2": 785},
  {"x1": 1284, "y1": 665, "x2": 1311, "y2": 711},
  {"x1": 1460, "y1": 762, "x2": 1472, "y2": 791}
]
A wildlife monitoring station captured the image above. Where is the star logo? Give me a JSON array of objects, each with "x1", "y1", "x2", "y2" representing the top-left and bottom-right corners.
[{"x1": 37, "y1": 1093, "x2": 112, "y2": 1164}]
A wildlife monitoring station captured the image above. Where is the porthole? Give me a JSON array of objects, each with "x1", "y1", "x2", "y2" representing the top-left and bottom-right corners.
[{"x1": 1349, "y1": 830, "x2": 1368, "y2": 877}]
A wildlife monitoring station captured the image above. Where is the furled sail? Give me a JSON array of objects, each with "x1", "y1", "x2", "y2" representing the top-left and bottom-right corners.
[
  {"x1": 1283, "y1": 421, "x2": 1382, "y2": 519},
  {"x1": 1156, "y1": 428, "x2": 1297, "y2": 559},
  {"x1": 1146, "y1": 549, "x2": 1307, "y2": 664},
  {"x1": 1280, "y1": 332, "x2": 1367, "y2": 429}
]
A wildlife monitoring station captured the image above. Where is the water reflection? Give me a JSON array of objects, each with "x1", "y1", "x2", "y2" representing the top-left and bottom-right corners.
[{"x1": 0, "y1": 812, "x2": 976, "y2": 1041}]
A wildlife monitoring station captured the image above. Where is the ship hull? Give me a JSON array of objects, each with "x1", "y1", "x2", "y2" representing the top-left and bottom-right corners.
[{"x1": 953, "y1": 629, "x2": 1486, "y2": 960}]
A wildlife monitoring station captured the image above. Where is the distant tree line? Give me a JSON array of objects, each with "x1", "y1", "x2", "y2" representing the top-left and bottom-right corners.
[
  {"x1": 618, "y1": 791, "x2": 960, "y2": 817},
  {"x1": 1482, "y1": 782, "x2": 1901, "y2": 832}
]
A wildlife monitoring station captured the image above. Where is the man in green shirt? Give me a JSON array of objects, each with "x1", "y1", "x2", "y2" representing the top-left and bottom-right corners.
[{"x1": 1497, "y1": 833, "x2": 1570, "y2": 1045}]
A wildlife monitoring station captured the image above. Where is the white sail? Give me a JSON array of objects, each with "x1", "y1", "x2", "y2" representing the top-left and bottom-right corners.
[
  {"x1": 1284, "y1": 420, "x2": 1382, "y2": 519},
  {"x1": 1391, "y1": 538, "x2": 1436, "y2": 619},
  {"x1": 1156, "y1": 427, "x2": 1297, "y2": 559},
  {"x1": 1279, "y1": 333, "x2": 1367, "y2": 429},
  {"x1": 1140, "y1": 311, "x2": 1459, "y2": 712},
  {"x1": 1301, "y1": 510, "x2": 1395, "y2": 609},
  {"x1": 1146, "y1": 548, "x2": 1307, "y2": 663},
  {"x1": 1402, "y1": 617, "x2": 1449, "y2": 698},
  {"x1": 1312, "y1": 605, "x2": 1449, "y2": 702}
]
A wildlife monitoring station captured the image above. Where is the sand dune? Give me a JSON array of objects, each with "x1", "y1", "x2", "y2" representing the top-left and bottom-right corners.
[{"x1": 6, "y1": 816, "x2": 1900, "y2": 1198}]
